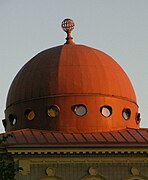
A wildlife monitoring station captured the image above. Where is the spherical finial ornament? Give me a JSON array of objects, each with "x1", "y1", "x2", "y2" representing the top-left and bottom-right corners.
[
  {"x1": 61, "y1": 18, "x2": 75, "y2": 32},
  {"x1": 61, "y1": 18, "x2": 75, "y2": 44}
]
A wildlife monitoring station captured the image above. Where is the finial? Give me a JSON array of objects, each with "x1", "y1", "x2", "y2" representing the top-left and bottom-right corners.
[{"x1": 61, "y1": 18, "x2": 75, "y2": 44}]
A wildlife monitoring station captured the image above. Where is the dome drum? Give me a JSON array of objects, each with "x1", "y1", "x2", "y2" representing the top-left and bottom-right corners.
[{"x1": 5, "y1": 95, "x2": 139, "y2": 132}]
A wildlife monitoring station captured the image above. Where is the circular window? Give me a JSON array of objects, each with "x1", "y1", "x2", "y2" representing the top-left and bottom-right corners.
[
  {"x1": 2, "y1": 119, "x2": 7, "y2": 129},
  {"x1": 122, "y1": 108, "x2": 131, "y2": 120},
  {"x1": 100, "y1": 106, "x2": 112, "y2": 117},
  {"x1": 25, "y1": 109, "x2": 35, "y2": 120},
  {"x1": 135, "y1": 113, "x2": 141, "y2": 124},
  {"x1": 9, "y1": 114, "x2": 17, "y2": 125},
  {"x1": 74, "y1": 104, "x2": 87, "y2": 116},
  {"x1": 47, "y1": 105, "x2": 60, "y2": 117}
]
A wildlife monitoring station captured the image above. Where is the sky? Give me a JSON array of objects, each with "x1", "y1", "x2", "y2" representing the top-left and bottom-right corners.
[{"x1": 0, "y1": 0, "x2": 148, "y2": 132}]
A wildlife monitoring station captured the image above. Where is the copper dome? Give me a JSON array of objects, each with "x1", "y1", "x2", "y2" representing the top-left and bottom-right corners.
[{"x1": 4, "y1": 43, "x2": 140, "y2": 132}]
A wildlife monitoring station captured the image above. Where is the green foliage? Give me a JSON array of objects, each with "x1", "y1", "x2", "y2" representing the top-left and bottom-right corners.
[
  {"x1": 0, "y1": 134, "x2": 22, "y2": 180},
  {"x1": 0, "y1": 134, "x2": 13, "y2": 144}
]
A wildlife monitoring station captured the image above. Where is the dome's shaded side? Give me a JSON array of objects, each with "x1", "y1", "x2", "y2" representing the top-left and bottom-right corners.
[
  {"x1": 5, "y1": 44, "x2": 139, "y2": 132},
  {"x1": 6, "y1": 46, "x2": 63, "y2": 108}
]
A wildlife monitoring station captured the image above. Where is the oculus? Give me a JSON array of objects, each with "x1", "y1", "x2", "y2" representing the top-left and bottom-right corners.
[
  {"x1": 122, "y1": 108, "x2": 131, "y2": 120},
  {"x1": 74, "y1": 104, "x2": 87, "y2": 116},
  {"x1": 25, "y1": 109, "x2": 35, "y2": 120},
  {"x1": 100, "y1": 106, "x2": 112, "y2": 118},
  {"x1": 9, "y1": 114, "x2": 17, "y2": 125},
  {"x1": 48, "y1": 105, "x2": 60, "y2": 118}
]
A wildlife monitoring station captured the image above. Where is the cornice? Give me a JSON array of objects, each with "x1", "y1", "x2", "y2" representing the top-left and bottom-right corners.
[{"x1": 7, "y1": 147, "x2": 148, "y2": 155}]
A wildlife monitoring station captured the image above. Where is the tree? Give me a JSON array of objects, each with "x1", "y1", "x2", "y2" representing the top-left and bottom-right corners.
[{"x1": 0, "y1": 134, "x2": 22, "y2": 180}]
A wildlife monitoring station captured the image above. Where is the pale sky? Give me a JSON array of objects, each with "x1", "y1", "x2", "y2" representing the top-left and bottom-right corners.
[{"x1": 0, "y1": 0, "x2": 148, "y2": 132}]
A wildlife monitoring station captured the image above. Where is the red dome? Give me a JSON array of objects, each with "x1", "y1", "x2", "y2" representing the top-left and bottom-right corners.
[{"x1": 5, "y1": 44, "x2": 139, "y2": 132}]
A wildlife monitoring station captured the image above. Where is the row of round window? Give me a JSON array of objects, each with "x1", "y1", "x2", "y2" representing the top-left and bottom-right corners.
[{"x1": 8, "y1": 104, "x2": 140, "y2": 126}]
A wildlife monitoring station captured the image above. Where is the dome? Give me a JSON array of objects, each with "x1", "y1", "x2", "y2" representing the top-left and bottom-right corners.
[{"x1": 4, "y1": 19, "x2": 140, "y2": 132}]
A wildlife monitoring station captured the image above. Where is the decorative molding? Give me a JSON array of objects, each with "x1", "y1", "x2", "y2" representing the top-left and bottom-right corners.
[
  {"x1": 81, "y1": 167, "x2": 106, "y2": 180},
  {"x1": 123, "y1": 167, "x2": 148, "y2": 180},
  {"x1": 39, "y1": 167, "x2": 64, "y2": 180},
  {"x1": 12, "y1": 154, "x2": 148, "y2": 164},
  {"x1": 7, "y1": 147, "x2": 148, "y2": 155}
]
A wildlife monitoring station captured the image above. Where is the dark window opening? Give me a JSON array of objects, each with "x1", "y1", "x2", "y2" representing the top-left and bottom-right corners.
[{"x1": 100, "y1": 105, "x2": 112, "y2": 117}]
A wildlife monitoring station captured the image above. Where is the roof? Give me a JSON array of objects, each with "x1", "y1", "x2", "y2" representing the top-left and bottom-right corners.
[
  {"x1": 0, "y1": 128, "x2": 147, "y2": 148},
  {"x1": 6, "y1": 45, "x2": 136, "y2": 108}
]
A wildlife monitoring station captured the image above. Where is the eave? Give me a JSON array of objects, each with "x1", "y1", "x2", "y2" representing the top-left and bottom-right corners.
[{"x1": 0, "y1": 128, "x2": 147, "y2": 155}]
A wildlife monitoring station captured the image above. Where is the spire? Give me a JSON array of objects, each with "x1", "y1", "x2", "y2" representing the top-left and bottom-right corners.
[{"x1": 61, "y1": 18, "x2": 75, "y2": 44}]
